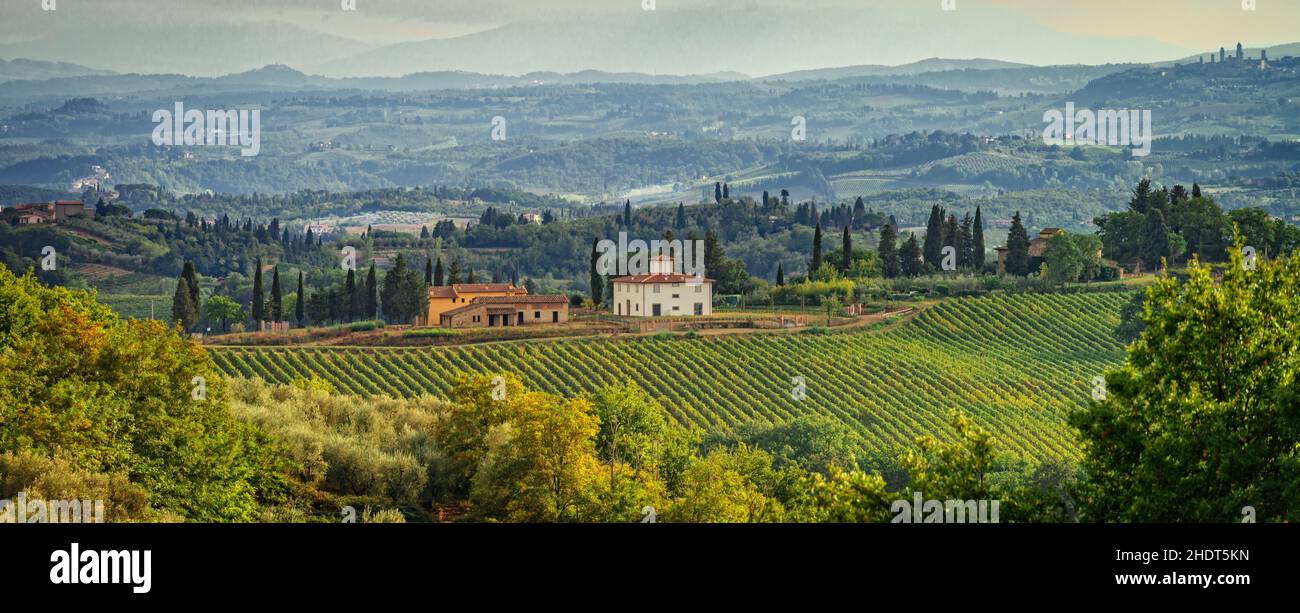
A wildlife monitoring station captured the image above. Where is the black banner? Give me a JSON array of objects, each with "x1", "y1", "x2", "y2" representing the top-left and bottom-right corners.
[{"x1": 5, "y1": 523, "x2": 1283, "y2": 602}]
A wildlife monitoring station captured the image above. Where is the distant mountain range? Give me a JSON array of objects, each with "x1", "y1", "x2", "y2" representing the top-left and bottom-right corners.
[
  {"x1": 0, "y1": 58, "x2": 114, "y2": 82},
  {"x1": 758, "y1": 58, "x2": 1030, "y2": 81}
]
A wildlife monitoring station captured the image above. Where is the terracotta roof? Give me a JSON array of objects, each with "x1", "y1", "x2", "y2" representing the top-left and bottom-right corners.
[
  {"x1": 611, "y1": 274, "x2": 713, "y2": 284},
  {"x1": 428, "y1": 286, "x2": 457, "y2": 298},
  {"x1": 473, "y1": 295, "x2": 567, "y2": 305},
  {"x1": 428, "y1": 283, "x2": 526, "y2": 298},
  {"x1": 440, "y1": 302, "x2": 486, "y2": 318},
  {"x1": 453, "y1": 283, "x2": 523, "y2": 294}
]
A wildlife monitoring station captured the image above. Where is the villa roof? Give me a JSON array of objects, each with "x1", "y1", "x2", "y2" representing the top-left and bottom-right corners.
[
  {"x1": 473, "y1": 295, "x2": 567, "y2": 305},
  {"x1": 611, "y1": 273, "x2": 713, "y2": 284},
  {"x1": 428, "y1": 283, "x2": 526, "y2": 298}
]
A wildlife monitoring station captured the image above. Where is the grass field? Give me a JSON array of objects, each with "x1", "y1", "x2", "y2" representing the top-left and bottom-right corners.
[{"x1": 209, "y1": 291, "x2": 1133, "y2": 462}]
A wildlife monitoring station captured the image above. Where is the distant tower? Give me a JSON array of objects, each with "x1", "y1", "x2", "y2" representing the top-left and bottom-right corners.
[
  {"x1": 1236, "y1": 42, "x2": 1244, "y2": 60},
  {"x1": 1220, "y1": 47, "x2": 1226, "y2": 63}
]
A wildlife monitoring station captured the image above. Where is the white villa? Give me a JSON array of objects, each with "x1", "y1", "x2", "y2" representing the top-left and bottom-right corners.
[{"x1": 612, "y1": 255, "x2": 713, "y2": 317}]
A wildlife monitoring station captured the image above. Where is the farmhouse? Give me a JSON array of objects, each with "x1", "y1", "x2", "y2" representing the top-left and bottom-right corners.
[
  {"x1": 8, "y1": 200, "x2": 87, "y2": 225},
  {"x1": 439, "y1": 295, "x2": 570, "y2": 328},
  {"x1": 995, "y1": 228, "x2": 1065, "y2": 274},
  {"x1": 424, "y1": 283, "x2": 528, "y2": 324},
  {"x1": 612, "y1": 255, "x2": 713, "y2": 317}
]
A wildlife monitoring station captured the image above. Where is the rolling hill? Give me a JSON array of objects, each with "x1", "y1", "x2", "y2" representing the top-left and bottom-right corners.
[{"x1": 209, "y1": 291, "x2": 1133, "y2": 462}]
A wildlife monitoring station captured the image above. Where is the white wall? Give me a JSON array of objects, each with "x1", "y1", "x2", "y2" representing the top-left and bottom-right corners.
[{"x1": 613, "y1": 281, "x2": 711, "y2": 317}]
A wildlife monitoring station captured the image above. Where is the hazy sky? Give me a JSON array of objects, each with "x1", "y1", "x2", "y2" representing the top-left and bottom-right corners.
[{"x1": 1, "y1": 0, "x2": 1296, "y2": 76}]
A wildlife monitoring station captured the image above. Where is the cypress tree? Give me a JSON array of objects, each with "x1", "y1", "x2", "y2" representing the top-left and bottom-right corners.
[
  {"x1": 434, "y1": 257, "x2": 444, "y2": 286},
  {"x1": 181, "y1": 261, "x2": 200, "y2": 312},
  {"x1": 1006, "y1": 211, "x2": 1031, "y2": 276},
  {"x1": 171, "y1": 274, "x2": 197, "y2": 331},
  {"x1": 448, "y1": 260, "x2": 462, "y2": 285},
  {"x1": 251, "y1": 257, "x2": 264, "y2": 323},
  {"x1": 900, "y1": 233, "x2": 922, "y2": 277},
  {"x1": 590, "y1": 238, "x2": 604, "y2": 304},
  {"x1": 624, "y1": 200, "x2": 632, "y2": 226},
  {"x1": 345, "y1": 269, "x2": 357, "y2": 322},
  {"x1": 841, "y1": 226, "x2": 852, "y2": 273},
  {"x1": 425, "y1": 256, "x2": 433, "y2": 284},
  {"x1": 957, "y1": 214, "x2": 974, "y2": 269},
  {"x1": 853, "y1": 196, "x2": 866, "y2": 229},
  {"x1": 1192, "y1": 182, "x2": 1202, "y2": 198},
  {"x1": 704, "y1": 228, "x2": 724, "y2": 280},
  {"x1": 714, "y1": 182, "x2": 722, "y2": 204},
  {"x1": 296, "y1": 271, "x2": 305, "y2": 325},
  {"x1": 943, "y1": 215, "x2": 959, "y2": 260},
  {"x1": 467, "y1": 269, "x2": 476, "y2": 284},
  {"x1": 366, "y1": 265, "x2": 378, "y2": 319},
  {"x1": 776, "y1": 262, "x2": 785, "y2": 286},
  {"x1": 923, "y1": 205, "x2": 943, "y2": 268},
  {"x1": 675, "y1": 202, "x2": 686, "y2": 229},
  {"x1": 972, "y1": 206, "x2": 986, "y2": 271},
  {"x1": 879, "y1": 222, "x2": 899, "y2": 278},
  {"x1": 270, "y1": 266, "x2": 282, "y2": 321},
  {"x1": 810, "y1": 223, "x2": 823, "y2": 274}
]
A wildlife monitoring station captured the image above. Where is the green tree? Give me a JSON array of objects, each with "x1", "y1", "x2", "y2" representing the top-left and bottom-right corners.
[
  {"x1": 345, "y1": 269, "x2": 358, "y2": 322},
  {"x1": 840, "y1": 226, "x2": 852, "y2": 273},
  {"x1": 0, "y1": 267, "x2": 285, "y2": 521},
  {"x1": 448, "y1": 260, "x2": 462, "y2": 285},
  {"x1": 365, "y1": 265, "x2": 378, "y2": 319},
  {"x1": 251, "y1": 257, "x2": 264, "y2": 323},
  {"x1": 972, "y1": 206, "x2": 986, "y2": 271},
  {"x1": 204, "y1": 294, "x2": 245, "y2": 332},
  {"x1": 270, "y1": 266, "x2": 282, "y2": 321},
  {"x1": 434, "y1": 257, "x2": 445, "y2": 287},
  {"x1": 878, "y1": 222, "x2": 899, "y2": 278},
  {"x1": 900, "y1": 233, "x2": 922, "y2": 277},
  {"x1": 1005, "y1": 212, "x2": 1031, "y2": 275},
  {"x1": 171, "y1": 273, "x2": 198, "y2": 331},
  {"x1": 810, "y1": 223, "x2": 823, "y2": 274},
  {"x1": 923, "y1": 205, "x2": 944, "y2": 269},
  {"x1": 295, "y1": 272, "x2": 305, "y2": 325},
  {"x1": 589, "y1": 238, "x2": 604, "y2": 305},
  {"x1": 590, "y1": 381, "x2": 668, "y2": 491},
  {"x1": 181, "y1": 261, "x2": 200, "y2": 313},
  {"x1": 1071, "y1": 248, "x2": 1300, "y2": 522}
]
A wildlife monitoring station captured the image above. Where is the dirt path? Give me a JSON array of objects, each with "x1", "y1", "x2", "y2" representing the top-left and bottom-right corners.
[{"x1": 206, "y1": 305, "x2": 930, "y2": 350}]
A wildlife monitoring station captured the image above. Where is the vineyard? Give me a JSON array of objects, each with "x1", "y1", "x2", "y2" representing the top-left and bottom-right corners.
[{"x1": 209, "y1": 292, "x2": 1133, "y2": 462}]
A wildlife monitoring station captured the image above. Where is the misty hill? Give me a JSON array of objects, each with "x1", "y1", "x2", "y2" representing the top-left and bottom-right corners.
[
  {"x1": 0, "y1": 63, "x2": 749, "y2": 103},
  {"x1": 0, "y1": 58, "x2": 114, "y2": 82},
  {"x1": 1168, "y1": 42, "x2": 1300, "y2": 65},
  {"x1": 760, "y1": 58, "x2": 1029, "y2": 81}
]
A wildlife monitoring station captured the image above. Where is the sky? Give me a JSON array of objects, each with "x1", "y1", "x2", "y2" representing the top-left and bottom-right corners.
[{"x1": 0, "y1": 0, "x2": 1296, "y2": 76}]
